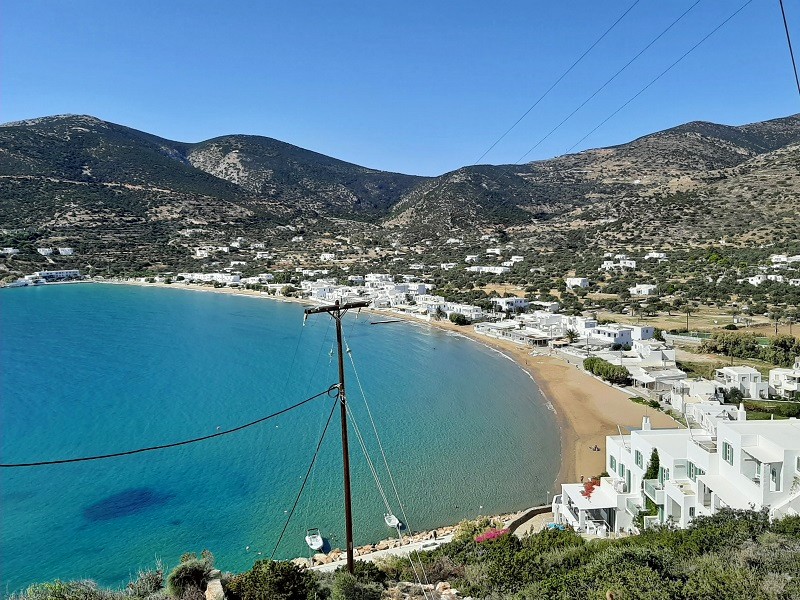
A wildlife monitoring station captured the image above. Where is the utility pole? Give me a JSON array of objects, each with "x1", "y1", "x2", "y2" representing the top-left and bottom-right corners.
[{"x1": 304, "y1": 299, "x2": 369, "y2": 574}]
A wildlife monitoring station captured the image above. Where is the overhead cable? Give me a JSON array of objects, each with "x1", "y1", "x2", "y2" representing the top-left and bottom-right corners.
[
  {"x1": 566, "y1": 0, "x2": 756, "y2": 153},
  {"x1": 778, "y1": 0, "x2": 800, "y2": 97},
  {"x1": 472, "y1": 0, "x2": 642, "y2": 165},
  {"x1": 270, "y1": 397, "x2": 339, "y2": 560},
  {"x1": 515, "y1": 0, "x2": 702, "y2": 164},
  {"x1": 0, "y1": 387, "x2": 336, "y2": 468}
]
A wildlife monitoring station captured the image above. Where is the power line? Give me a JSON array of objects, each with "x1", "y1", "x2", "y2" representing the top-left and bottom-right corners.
[
  {"x1": 472, "y1": 0, "x2": 642, "y2": 165},
  {"x1": 270, "y1": 397, "x2": 339, "y2": 560},
  {"x1": 0, "y1": 387, "x2": 336, "y2": 468},
  {"x1": 566, "y1": 0, "x2": 756, "y2": 154},
  {"x1": 778, "y1": 0, "x2": 800, "y2": 97},
  {"x1": 515, "y1": 0, "x2": 702, "y2": 164}
]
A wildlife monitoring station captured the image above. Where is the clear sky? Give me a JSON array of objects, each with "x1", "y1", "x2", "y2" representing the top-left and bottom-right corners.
[{"x1": 2, "y1": 0, "x2": 798, "y2": 176}]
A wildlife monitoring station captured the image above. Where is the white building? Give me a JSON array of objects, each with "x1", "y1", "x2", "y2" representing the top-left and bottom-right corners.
[
  {"x1": 644, "y1": 252, "x2": 667, "y2": 261},
  {"x1": 591, "y1": 324, "x2": 633, "y2": 347},
  {"x1": 485, "y1": 248, "x2": 502, "y2": 255},
  {"x1": 466, "y1": 265, "x2": 510, "y2": 275},
  {"x1": 715, "y1": 366, "x2": 769, "y2": 399},
  {"x1": 748, "y1": 274, "x2": 767, "y2": 286},
  {"x1": 1, "y1": 247, "x2": 20, "y2": 255},
  {"x1": 491, "y1": 297, "x2": 529, "y2": 312},
  {"x1": 439, "y1": 263, "x2": 456, "y2": 271},
  {"x1": 629, "y1": 284, "x2": 657, "y2": 297},
  {"x1": 37, "y1": 248, "x2": 53, "y2": 256},
  {"x1": 31, "y1": 269, "x2": 81, "y2": 280},
  {"x1": 320, "y1": 253, "x2": 336, "y2": 262},
  {"x1": 553, "y1": 416, "x2": 800, "y2": 534},
  {"x1": 255, "y1": 251, "x2": 272, "y2": 259},
  {"x1": 57, "y1": 247, "x2": 75, "y2": 256},
  {"x1": 510, "y1": 255, "x2": 524, "y2": 263},
  {"x1": 565, "y1": 277, "x2": 589, "y2": 289},
  {"x1": 464, "y1": 255, "x2": 479, "y2": 263},
  {"x1": 177, "y1": 272, "x2": 241, "y2": 284},
  {"x1": 446, "y1": 303, "x2": 484, "y2": 321},
  {"x1": 769, "y1": 358, "x2": 800, "y2": 399}
]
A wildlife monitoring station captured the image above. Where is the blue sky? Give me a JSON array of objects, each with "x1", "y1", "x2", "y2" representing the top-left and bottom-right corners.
[{"x1": 2, "y1": 0, "x2": 798, "y2": 175}]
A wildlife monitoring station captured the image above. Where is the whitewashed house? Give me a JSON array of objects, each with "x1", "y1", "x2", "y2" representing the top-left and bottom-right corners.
[
  {"x1": 565, "y1": 277, "x2": 589, "y2": 289},
  {"x1": 629, "y1": 284, "x2": 657, "y2": 296},
  {"x1": 1, "y1": 247, "x2": 20, "y2": 255},
  {"x1": 491, "y1": 297, "x2": 529, "y2": 312},
  {"x1": 466, "y1": 265, "x2": 511, "y2": 274},
  {"x1": 320, "y1": 253, "x2": 336, "y2": 262},
  {"x1": 37, "y1": 248, "x2": 53, "y2": 256},
  {"x1": 715, "y1": 366, "x2": 769, "y2": 399},
  {"x1": 748, "y1": 274, "x2": 767, "y2": 286},
  {"x1": 553, "y1": 416, "x2": 800, "y2": 534},
  {"x1": 464, "y1": 255, "x2": 479, "y2": 263},
  {"x1": 57, "y1": 247, "x2": 75, "y2": 256},
  {"x1": 644, "y1": 252, "x2": 667, "y2": 261},
  {"x1": 769, "y1": 358, "x2": 800, "y2": 399}
]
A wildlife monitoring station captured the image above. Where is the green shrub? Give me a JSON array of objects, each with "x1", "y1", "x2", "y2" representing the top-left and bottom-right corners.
[
  {"x1": 330, "y1": 572, "x2": 381, "y2": 600},
  {"x1": 449, "y1": 313, "x2": 470, "y2": 326},
  {"x1": 126, "y1": 563, "x2": 164, "y2": 598},
  {"x1": 225, "y1": 560, "x2": 319, "y2": 600},
  {"x1": 166, "y1": 551, "x2": 214, "y2": 598}
]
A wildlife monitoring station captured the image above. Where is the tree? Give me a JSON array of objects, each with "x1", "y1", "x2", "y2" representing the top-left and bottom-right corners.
[
  {"x1": 449, "y1": 313, "x2": 470, "y2": 326},
  {"x1": 644, "y1": 449, "x2": 660, "y2": 481},
  {"x1": 564, "y1": 328, "x2": 579, "y2": 344}
]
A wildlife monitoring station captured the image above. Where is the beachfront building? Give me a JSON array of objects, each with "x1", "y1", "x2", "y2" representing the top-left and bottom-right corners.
[
  {"x1": 27, "y1": 269, "x2": 81, "y2": 281},
  {"x1": 565, "y1": 277, "x2": 589, "y2": 289},
  {"x1": 715, "y1": 366, "x2": 769, "y2": 399},
  {"x1": 590, "y1": 324, "x2": 634, "y2": 347},
  {"x1": 446, "y1": 303, "x2": 484, "y2": 321},
  {"x1": 552, "y1": 416, "x2": 800, "y2": 535},
  {"x1": 769, "y1": 358, "x2": 800, "y2": 399},
  {"x1": 177, "y1": 272, "x2": 241, "y2": 284}
]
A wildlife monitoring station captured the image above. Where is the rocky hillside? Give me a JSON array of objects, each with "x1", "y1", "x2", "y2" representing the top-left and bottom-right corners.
[
  {"x1": 0, "y1": 113, "x2": 797, "y2": 273},
  {"x1": 387, "y1": 114, "x2": 800, "y2": 242}
]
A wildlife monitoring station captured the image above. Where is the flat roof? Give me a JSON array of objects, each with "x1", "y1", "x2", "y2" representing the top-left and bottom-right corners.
[
  {"x1": 742, "y1": 444, "x2": 784, "y2": 464},
  {"x1": 562, "y1": 483, "x2": 619, "y2": 510},
  {"x1": 698, "y1": 475, "x2": 757, "y2": 510}
]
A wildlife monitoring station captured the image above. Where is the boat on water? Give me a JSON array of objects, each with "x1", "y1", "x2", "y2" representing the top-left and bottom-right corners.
[
  {"x1": 305, "y1": 528, "x2": 324, "y2": 551},
  {"x1": 384, "y1": 513, "x2": 401, "y2": 529}
]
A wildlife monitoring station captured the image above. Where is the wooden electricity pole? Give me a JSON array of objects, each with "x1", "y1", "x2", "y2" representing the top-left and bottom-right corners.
[{"x1": 304, "y1": 299, "x2": 369, "y2": 574}]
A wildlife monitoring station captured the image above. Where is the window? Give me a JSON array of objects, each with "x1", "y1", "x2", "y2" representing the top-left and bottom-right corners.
[
  {"x1": 771, "y1": 467, "x2": 781, "y2": 491},
  {"x1": 722, "y1": 441, "x2": 734, "y2": 465},
  {"x1": 688, "y1": 462, "x2": 695, "y2": 481},
  {"x1": 689, "y1": 507, "x2": 695, "y2": 517},
  {"x1": 619, "y1": 463, "x2": 626, "y2": 477},
  {"x1": 635, "y1": 450, "x2": 643, "y2": 468},
  {"x1": 610, "y1": 456, "x2": 617, "y2": 472},
  {"x1": 796, "y1": 456, "x2": 800, "y2": 473}
]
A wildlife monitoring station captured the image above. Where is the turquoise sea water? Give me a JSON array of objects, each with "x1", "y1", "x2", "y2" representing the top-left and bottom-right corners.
[{"x1": 0, "y1": 284, "x2": 559, "y2": 591}]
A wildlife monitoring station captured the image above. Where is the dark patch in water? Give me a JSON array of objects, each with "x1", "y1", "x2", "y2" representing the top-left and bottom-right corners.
[
  {"x1": 83, "y1": 487, "x2": 172, "y2": 522},
  {"x1": 170, "y1": 519, "x2": 182, "y2": 526}
]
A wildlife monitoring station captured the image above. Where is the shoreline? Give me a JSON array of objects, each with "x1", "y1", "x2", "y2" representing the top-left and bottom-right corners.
[{"x1": 96, "y1": 279, "x2": 678, "y2": 488}]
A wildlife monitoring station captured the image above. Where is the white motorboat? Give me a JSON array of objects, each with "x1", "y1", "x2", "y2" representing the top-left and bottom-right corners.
[
  {"x1": 384, "y1": 513, "x2": 401, "y2": 528},
  {"x1": 305, "y1": 528, "x2": 324, "y2": 551}
]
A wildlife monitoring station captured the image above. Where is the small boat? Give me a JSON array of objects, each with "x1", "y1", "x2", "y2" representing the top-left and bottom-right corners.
[
  {"x1": 305, "y1": 528, "x2": 324, "y2": 551},
  {"x1": 384, "y1": 513, "x2": 401, "y2": 528}
]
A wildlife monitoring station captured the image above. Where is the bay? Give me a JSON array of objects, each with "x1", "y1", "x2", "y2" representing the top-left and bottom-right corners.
[{"x1": 0, "y1": 284, "x2": 559, "y2": 591}]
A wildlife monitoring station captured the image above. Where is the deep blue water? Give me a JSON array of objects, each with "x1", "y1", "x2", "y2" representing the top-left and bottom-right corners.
[{"x1": 0, "y1": 284, "x2": 559, "y2": 591}]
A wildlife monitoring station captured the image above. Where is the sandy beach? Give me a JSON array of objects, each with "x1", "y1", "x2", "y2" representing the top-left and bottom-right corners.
[{"x1": 98, "y1": 280, "x2": 678, "y2": 488}]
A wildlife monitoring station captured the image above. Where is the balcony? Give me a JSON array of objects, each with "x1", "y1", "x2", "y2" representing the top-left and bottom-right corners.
[
  {"x1": 643, "y1": 479, "x2": 664, "y2": 504},
  {"x1": 625, "y1": 497, "x2": 642, "y2": 516}
]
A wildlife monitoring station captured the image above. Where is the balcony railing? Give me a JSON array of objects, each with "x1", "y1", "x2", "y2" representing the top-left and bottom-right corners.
[
  {"x1": 625, "y1": 497, "x2": 641, "y2": 516},
  {"x1": 643, "y1": 479, "x2": 664, "y2": 504}
]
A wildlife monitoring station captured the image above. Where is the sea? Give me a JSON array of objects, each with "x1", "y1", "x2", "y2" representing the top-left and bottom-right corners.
[{"x1": 0, "y1": 283, "x2": 559, "y2": 592}]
